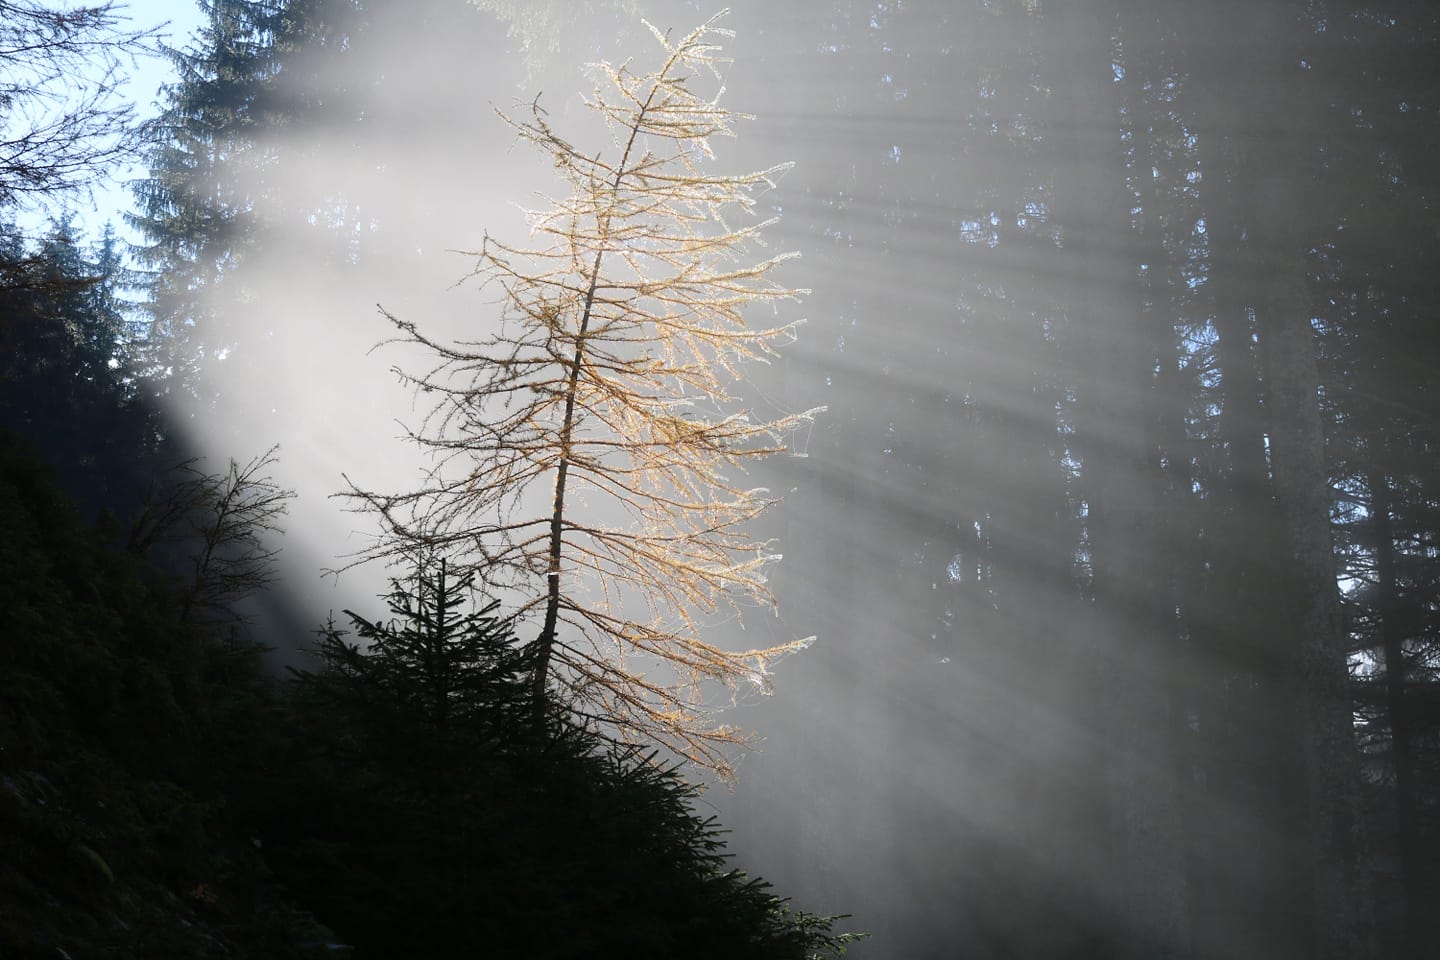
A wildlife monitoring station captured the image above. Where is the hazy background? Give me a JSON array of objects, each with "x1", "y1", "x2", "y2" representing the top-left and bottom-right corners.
[{"x1": 67, "y1": 1, "x2": 1436, "y2": 956}]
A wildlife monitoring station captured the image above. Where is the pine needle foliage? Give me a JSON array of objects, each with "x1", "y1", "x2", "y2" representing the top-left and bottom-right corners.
[
  {"x1": 287, "y1": 558, "x2": 859, "y2": 957},
  {"x1": 307, "y1": 556, "x2": 533, "y2": 742},
  {"x1": 344, "y1": 11, "x2": 820, "y2": 776}
]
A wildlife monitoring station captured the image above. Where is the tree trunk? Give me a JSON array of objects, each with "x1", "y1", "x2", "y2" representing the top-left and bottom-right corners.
[
  {"x1": 1368, "y1": 465, "x2": 1420, "y2": 952},
  {"x1": 1259, "y1": 269, "x2": 1375, "y2": 960},
  {"x1": 1055, "y1": 2, "x2": 1189, "y2": 954}
]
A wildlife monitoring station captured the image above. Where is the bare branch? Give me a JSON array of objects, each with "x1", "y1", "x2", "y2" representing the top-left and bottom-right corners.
[
  {"x1": 0, "y1": 1, "x2": 157, "y2": 212},
  {"x1": 341, "y1": 12, "x2": 819, "y2": 779},
  {"x1": 132, "y1": 445, "x2": 294, "y2": 627}
]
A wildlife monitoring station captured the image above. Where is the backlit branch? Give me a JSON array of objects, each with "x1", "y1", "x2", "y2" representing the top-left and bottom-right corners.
[{"x1": 343, "y1": 11, "x2": 819, "y2": 777}]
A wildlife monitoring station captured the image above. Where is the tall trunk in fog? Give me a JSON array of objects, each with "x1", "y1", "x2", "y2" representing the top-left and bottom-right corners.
[
  {"x1": 1187, "y1": 41, "x2": 1302, "y2": 960},
  {"x1": 1175, "y1": 3, "x2": 1379, "y2": 954},
  {"x1": 1054, "y1": 2, "x2": 1188, "y2": 954},
  {"x1": 1367, "y1": 464, "x2": 1420, "y2": 949},
  {"x1": 974, "y1": 8, "x2": 1097, "y2": 950},
  {"x1": 1258, "y1": 266, "x2": 1374, "y2": 960},
  {"x1": 1116, "y1": 5, "x2": 1200, "y2": 955},
  {"x1": 1239, "y1": 4, "x2": 1374, "y2": 952},
  {"x1": 1197, "y1": 221, "x2": 1298, "y2": 960}
]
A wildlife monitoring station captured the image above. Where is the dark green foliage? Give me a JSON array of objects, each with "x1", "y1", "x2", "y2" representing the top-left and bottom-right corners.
[
  {"x1": 278, "y1": 559, "x2": 858, "y2": 958},
  {"x1": 0, "y1": 432, "x2": 338, "y2": 958},
  {"x1": 307, "y1": 558, "x2": 535, "y2": 745},
  {"x1": 0, "y1": 442, "x2": 854, "y2": 957},
  {"x1": 0, "y1": 218, "x2": 161, "y2": 522}
]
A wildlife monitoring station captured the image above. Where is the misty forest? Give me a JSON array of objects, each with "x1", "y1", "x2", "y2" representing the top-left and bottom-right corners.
[{"x1": 2, "y1": 0, "x2": 1438, "y2": 957}]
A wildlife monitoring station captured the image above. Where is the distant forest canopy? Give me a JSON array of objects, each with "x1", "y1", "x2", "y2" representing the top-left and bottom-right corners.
[{"x1": 2, "y1": 1, "x2": 1439, "y2": 959}]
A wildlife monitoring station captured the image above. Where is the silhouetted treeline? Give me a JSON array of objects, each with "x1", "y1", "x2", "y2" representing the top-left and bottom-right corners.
[
  {"x1": 1, "y1": 3, "x2": 855, "y2": 951},
  {"x1": 0, "y1": 219, "x2": 161, "y2": 522},
  {"x1": 0, "y1": 430, "x2": 854, "y2": 957}
]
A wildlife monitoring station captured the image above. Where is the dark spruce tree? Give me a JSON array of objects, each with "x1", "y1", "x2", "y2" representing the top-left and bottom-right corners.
[
  {"x1": 278, "y1": 558, "x2": 857, "y2": 959},
  {"x1": 0, "y1": 217, "x2": 161, "y2": 522},
  {"x1": 128, "y1": 0, "x2": 289, "y2": 413},
  {"x1": 1313, "y1": 3, "x2": 1440, "y2": 954}
]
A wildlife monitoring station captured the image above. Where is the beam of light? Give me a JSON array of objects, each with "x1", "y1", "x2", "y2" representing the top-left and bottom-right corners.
[{"x1": 137, "y1": 2, "x2": 1419, "y2": 957}]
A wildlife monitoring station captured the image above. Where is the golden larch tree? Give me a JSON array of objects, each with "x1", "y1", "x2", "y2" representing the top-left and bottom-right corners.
[{"x1": 346, "y1": 11, "x2": 819, "y2": 775}]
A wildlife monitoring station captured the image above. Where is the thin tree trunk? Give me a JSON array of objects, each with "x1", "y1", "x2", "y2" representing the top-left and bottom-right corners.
[
  {"x1": 1368, "y1": 465, "x2": 1420, "y2": 952},
  {"x1": 1259, "y1": 270, "x2": 1375, "y2": 960},
  {"x1": 1055, "y1": 2, "x2": 1189, "y2": 953},
  {"x1": 1194, "y1": 129, "x2": 1297, "y2": 960},
  {"x1": 531, "y1": 85, "x2": 660, "y2": 719}
]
